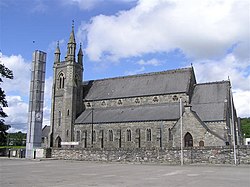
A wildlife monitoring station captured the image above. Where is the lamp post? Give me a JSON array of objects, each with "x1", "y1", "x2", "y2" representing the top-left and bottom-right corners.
[
  {"x1": 230, "y1": 86, "x2": 237, "y2": 165},
  {"x1": 91, "y1": 104, "x2": 94, "y2": 147},
  {"x1": 180, "y1": 97, "x2": 184, "y2": 166}
]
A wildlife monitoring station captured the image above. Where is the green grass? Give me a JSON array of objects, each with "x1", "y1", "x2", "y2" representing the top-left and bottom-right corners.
[{"x1": 0, "y1": 146, "x2": 26, "y2": 149}]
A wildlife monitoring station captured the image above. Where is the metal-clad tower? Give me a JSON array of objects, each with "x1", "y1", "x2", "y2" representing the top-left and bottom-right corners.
[{"x1": 26, "y1": 50, "x2": 46, "y2": 158}]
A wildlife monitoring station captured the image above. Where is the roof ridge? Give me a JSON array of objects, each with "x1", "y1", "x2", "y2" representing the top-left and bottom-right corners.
[
  {"x1": 196, "y1": 80, "x2": 229, "y2": 86},
  {"x1": 84, "y1": 67, "x2": 192, "y2": 83}
]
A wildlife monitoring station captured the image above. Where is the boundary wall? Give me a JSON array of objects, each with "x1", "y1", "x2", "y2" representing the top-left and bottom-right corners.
[{"x1": 51, "y1": 146, "x2": 250, "y2": 165}]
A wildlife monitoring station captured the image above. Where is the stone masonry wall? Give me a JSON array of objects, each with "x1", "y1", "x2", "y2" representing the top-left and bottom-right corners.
[
  {"x1": 74, "y1": 121, "x2": 176, "y2": 149},
  {"x1": 84, "y1": 93, "x2": 188, "y2": 109},
  {"x1": 51, "y1": 146, "x2": 250, "y2": 165}
]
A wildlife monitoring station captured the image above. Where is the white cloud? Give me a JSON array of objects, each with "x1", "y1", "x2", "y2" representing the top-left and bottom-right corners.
[
  {"x1": 194, "y1": 54, "x2": 250, "y2": 91},
  {"x1": 43, "y1": 76, "x2": 52, "y2": 127},
  {"x1": 125, "y1": 66, "x2": 145, "y2": 75},
  {"x1": 1, "y1": 53, "x2": 52, "y2": 132},
  {"x1": 47, "y1": 39, "x2": 65, "y2": 53},
  {"x1": 31, "y1": 0, "x2": 48, "y2": 13},
  {"x1": 194, "y1": 53, "x2": 250, "y2": 117},
  {"x1": 4, "y1": 96, "x2": 29, "y2": 132},
  {"x1": 7, "y1": 127, "x2": 26, "y2": 133},
  {"x1": 136, "y1": 59, "x2": 162, "y2": 66},
  {"x1": 67, "y1": 0, "x2": 102, "y2": 10},
  {"x1": 1, "y1": 53, "x2": 31, "y2": 96},
  {"x1": 83, "y1": 0, "x2": 249, "y2": 62},
  {"x1": 4, "y1": 76, "x2": 52, "y2": 132},
  {"x1": 63, "y1": 0, "x2": 137, "y2": 10},
  {"x1": 233, "y1": 90, "x2": 250, "y2": 118}
]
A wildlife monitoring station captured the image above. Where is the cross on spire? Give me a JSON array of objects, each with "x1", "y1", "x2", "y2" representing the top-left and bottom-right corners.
[{"x1": 72, "y1": 20, "x2": 74, "y2": 30}]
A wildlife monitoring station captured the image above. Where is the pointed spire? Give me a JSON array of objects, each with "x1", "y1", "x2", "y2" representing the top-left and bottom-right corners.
[
  {"x1": 78, "y1": 43, "x2": 83, "y2": 64},
  {"x1": 67, "y1": 20, "x2": 76, "y2": 62},
  {"x1": 54, "y1": 41, "x2": 61, "y2": 63},
  {"x1": 78, "y1": 43, "x2": 83, "y2": 56},
  {"x1": 69, "y1": 20, "x2": 76, "y2": 44},
  {"x1": 55, "y1": 41, "x2": 60, "y2": 54}
]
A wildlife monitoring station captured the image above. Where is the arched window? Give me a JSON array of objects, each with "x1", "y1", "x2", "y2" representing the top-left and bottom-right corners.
[
  {"x1": 93, "y1": 130, "x2": 96, "y2": 142},
  {"x1": 82, "y1": 130, "x2": 87, "y2": 148},
  {"x1": 55, "y1": 136, "x2": 62, "y2": 148},
  {"x1": 136, "y1": 128, "x2": 141, "y2": 148},
  {"x1": 74, "y1": 75, "x2": 78, "y2": 86},
  {"x1": 168, "y1": 128, "x2": 172, "y2": 141},
  {"x1": 58, "y1": 111, "x2": 62, "y2": 126},
  {"x1": 76, "y1": 131, "x2": 80, "y2": 141},
  {"x1": 184, "y1": 132, "x2": 193, "y2": 147},
  {"x1": 146, "y1": 129, "x2": 151, "y2": 141},
  {"x1": 127, "y1": 129, "x2": 132, "y2": 142},
  {"x1": 108, "y1": 130, "x2": 113, "y2": 141},
  {"x1": 199, "y1": 140, "x2": 204, "y2": 147},
  {"x1": 59, "y1": 73, "x2": 65, "y2": 89},
  {"x1": 100, "y1": 130, "x2": 104, "y2": 148}
]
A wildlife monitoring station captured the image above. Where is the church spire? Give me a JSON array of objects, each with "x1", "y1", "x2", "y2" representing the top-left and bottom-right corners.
[
  {"x1": 54, "y1": 41, "x2": 61, "y2": 63},
  {"x1": 66, "y1": 20, "x2": 76, "y2": 61},
  {"x1": 69, "y1": 20, "x2": 76, "y2": 44},
  {"x1": 78, "y1": 43, "x2": 83, "y2": 65}
]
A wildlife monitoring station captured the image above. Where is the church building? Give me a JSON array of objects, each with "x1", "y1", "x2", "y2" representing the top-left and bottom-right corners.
[{"x1": 49, "y1": 25, "x2": 242, "y2": 149}]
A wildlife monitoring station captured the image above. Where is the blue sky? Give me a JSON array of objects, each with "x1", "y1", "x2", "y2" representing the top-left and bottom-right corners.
[{"x1": 0, "y1": 0, "x2": 249, "y2": 132}]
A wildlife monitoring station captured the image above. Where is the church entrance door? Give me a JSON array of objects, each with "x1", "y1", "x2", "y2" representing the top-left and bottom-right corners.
[
  {"x1": 55, "y1": 136, "x2": 62, "y2": 148},
  {"x1": 184, "y1": 132, "x2": 193, "y2": 147}
]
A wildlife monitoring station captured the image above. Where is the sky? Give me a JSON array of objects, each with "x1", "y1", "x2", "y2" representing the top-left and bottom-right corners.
[{"x1": 0, "y1": 0, "x2": 249, "y2": 133}]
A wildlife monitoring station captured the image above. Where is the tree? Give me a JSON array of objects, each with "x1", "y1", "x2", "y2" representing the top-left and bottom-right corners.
[
  {"x1": 7, "y1": 131, "x2": 26, "y2": 146},
  {"x1": 241, "y1": 118, "x2": 250, "y2": 138},
  {"x1": 0, "y1": 63, "x2": 13, "y2": 145}
]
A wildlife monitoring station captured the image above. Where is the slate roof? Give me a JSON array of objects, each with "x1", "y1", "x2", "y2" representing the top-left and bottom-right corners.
[
  {"x1": 191, "y1": 81, "x2": 229, "y2": 121},
  {"x1": 83, "y1": 68, "x2": 194, "y2": 101},
  {"x1": 42, "y1": 125, "x2": 50, "y2": 138},
  {"x1": 76, "y1": 68, "x2": 229, "y2": 124},
  {"x1": 75, "y1": 104, "x2": 180, "y2": 124}
]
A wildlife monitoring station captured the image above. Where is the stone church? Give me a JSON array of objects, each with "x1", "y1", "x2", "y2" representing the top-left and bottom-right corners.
[{"x1": 49, "y1": 25, "x2": 241, "y2": 149}]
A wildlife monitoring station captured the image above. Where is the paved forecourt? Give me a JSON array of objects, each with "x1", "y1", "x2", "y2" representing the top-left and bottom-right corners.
[{"x1": 0, "y1": 158, "x2": 249, "y2": 187}]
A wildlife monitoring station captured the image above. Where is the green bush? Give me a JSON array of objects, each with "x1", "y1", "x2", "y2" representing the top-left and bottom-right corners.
[{"x1": 241, "y1": 118, "x2": 250, "y2": 138}]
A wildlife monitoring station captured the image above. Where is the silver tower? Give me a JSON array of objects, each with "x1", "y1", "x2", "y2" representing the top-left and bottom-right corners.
[{"x1": 26, "y1": 50, "x2": 46, "y2": 158}]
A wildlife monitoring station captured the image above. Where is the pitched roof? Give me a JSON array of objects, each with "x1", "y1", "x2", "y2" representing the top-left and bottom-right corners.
[
  {"x1": 191, "y1": 81, "x2": 229, "y2": 121},
  {"x1": 83, "y1": 68, "x2": 194, "y2": 101},
  {"x1": 42, "y1": 125, "x2": 50, "y2": 137},
  {"x1": 75, "y1": 104, "x2": 180, "y2": 124}
]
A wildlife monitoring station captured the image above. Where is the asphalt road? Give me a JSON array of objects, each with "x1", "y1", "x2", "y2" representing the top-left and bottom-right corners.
[{"x1": 0, "y1": 158, "x2": 249, "y2": 187}]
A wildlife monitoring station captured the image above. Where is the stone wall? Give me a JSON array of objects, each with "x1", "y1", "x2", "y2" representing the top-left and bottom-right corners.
[
  {"x1": 51, "y1": 146, "x2": 250, "y2": 165},
  {"x1": 0, "y1": 148, "x2": 26, "y2": 158},
  {"x1": 172, "y1": 107, "x2": 226, "y2": 147},
  {"x1": 84, "y1": 93, "x2": 188, "y2": 109},
  {"x1": 74, "y1": 121, "x2": 176, "y2": 149}
]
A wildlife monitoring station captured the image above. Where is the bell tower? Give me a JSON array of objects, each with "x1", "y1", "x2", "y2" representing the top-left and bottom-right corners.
[{"x1": 49, "y1": 22, "x2": 83, "y2": 147}]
